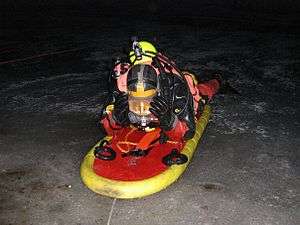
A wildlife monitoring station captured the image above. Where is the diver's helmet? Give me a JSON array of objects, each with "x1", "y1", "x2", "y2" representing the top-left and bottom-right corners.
[{"x1": 127, "y1": 64, "x2": 158, "y2": 127}]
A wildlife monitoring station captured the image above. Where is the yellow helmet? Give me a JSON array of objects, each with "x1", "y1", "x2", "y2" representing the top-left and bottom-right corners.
[{"x1": 129, "y1": 41, "x2": 158, "y2": 65}]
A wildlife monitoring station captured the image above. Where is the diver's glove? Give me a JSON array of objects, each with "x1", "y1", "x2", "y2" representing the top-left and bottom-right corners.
[
  {"x1": 113, "y1": 92, "x2": 130, "y2": 126},
  {"x1": 150, "y1": 95, "x2": 176, "y2": 131}
]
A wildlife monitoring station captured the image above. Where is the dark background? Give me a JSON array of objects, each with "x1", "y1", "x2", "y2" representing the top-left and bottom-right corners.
[{"x1": 2, "y1": 0, "x2": 300, "y2": 31}]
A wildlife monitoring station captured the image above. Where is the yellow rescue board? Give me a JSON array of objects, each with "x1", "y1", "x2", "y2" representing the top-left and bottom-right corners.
[{"x1": 80, "y1": 105, "x2": 211, "y2": 199}]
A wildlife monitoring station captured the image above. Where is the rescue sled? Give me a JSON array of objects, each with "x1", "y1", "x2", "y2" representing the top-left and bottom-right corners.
[{"x1": 80, "y1": 105, "x2": 211, "y2": 199}]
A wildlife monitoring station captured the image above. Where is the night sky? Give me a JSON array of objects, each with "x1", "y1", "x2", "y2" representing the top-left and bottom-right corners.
[{"x1": 2, "y1": 0, "x2": 300, "y2": 29}]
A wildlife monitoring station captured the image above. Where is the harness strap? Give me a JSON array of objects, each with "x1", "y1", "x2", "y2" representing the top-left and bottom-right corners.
[
  {"x1": 116, "y1": 127, "x2": 161, "y2": 153},
  {"x1": 136, "y1": 128, "x2": 161, "y2": 151}
]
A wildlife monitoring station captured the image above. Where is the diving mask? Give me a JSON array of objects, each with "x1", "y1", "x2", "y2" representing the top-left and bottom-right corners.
[
  {"x1": 128, "y1": 93, "x2": 158, "y2": 127},
  {"x1": 126, "y1": 64, "x2": 159, "y2": 127}
]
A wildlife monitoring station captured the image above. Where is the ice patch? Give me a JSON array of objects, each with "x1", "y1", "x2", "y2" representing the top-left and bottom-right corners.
[
  {"x1": 212, "y1": 102, "x2": 273, "y2": 138},
  {"x1": 205, "y1": 61, "x2": 230, "y2": 71},
  {"x1": 3, "y1": 93, "x2": 107, "y2": 114},
  {"x1": 0, "y1": 72, "x2": 101, "y2": 94},
  {"x1": 212, "y1": 113, "x2": 251, "y2": 135},
  {"x1": 222, "y1": 120, "x2": 249, "y2": 134},
  {"x1": 262, "y1": 65, "x2": 295, "y2": 90},
  {"x1": 254, "y1": 125, "x2": 270, "y2": 138},
  {"x1": 271, "y1": 107, "x2": 297, "y2": 115},
  {"x1": 249, "y1": 102, "x2": 267, "y2": 113}
]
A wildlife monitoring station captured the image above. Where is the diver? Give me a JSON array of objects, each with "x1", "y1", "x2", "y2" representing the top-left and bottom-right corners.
[{"x1": 100, "y1": 39, "x2": 220, "y2": 142}]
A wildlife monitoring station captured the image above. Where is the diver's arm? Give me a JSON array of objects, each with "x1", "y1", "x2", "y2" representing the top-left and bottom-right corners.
[
  {"x1": 100, "y1": 112, "x2": 123, "y2": 136},
  {"x1": 100, "y1": 63, "x2": 130, "y2": 135},
  {"x1": 175, "y1": 93, "x2": 196, "y2": 140},
  {"x1": 112, "y1": 92, "x2": 130, "y2": 126},
  {"x1": 102, "y1": 58, "x2": 130, "y2": 128}
]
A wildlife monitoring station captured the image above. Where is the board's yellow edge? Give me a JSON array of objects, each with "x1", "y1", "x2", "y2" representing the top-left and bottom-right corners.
[{"x1": 80, "y1": 105, "x2": 211, "y2": 199}]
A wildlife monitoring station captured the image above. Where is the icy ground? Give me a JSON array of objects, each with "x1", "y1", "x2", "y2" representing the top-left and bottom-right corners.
[{"x1": 0, "y1": 18, "x2": 299, "y2": 225}]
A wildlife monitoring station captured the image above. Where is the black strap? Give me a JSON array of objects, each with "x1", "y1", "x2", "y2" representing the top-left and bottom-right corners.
[
  {"x1": 94, "y1": 140, "x2": 116, "y2": 161},
  {"x1": 121, "y1": 149, "x2": 151, "y2": 158},
  {"x1": 162, "y1": 149, "x2": 188, "y2": 166}
]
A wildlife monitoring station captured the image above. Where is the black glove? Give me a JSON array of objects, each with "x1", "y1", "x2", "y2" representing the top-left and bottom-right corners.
[
  {"x1": 113, "y1": 92, "x2": 130, "y2": 126},
  {"x1": 150, "y1": 95, "x2": 176, "y2": 131}
]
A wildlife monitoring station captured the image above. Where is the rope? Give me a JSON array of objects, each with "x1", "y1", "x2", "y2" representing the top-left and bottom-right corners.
[{"x1": 106, "y1": 198, "x2": 116, "y2": 225}]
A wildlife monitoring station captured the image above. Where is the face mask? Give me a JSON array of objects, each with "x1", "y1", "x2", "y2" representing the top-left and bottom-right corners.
[
  {"x1": 128, "y1": 95, "x2": 158, "y2": 127},
  {"x1": 128, "y1": 95, "x2": 152, "y2": 116},
  {"x1": 126, "y1": 64, "x2": 159, "y2": 127}
]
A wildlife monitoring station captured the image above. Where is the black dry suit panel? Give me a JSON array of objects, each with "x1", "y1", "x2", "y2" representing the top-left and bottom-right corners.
[{"x1": 163, "y1": 73, "x2": 196, "y2": 140}]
